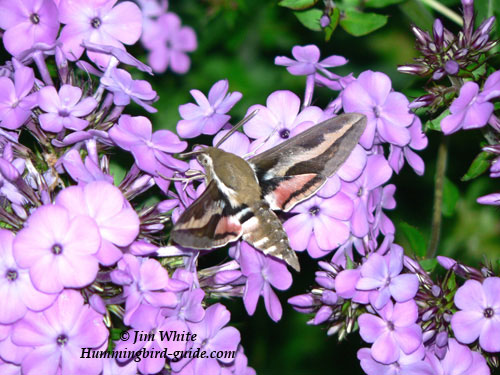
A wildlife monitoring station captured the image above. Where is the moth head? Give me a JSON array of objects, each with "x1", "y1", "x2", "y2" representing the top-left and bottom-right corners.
[{"x1": 196, "y1": 151, "x2": 213, "y2": 169}]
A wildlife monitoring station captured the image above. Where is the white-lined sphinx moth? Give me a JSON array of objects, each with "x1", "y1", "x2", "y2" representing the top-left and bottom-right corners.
[{"x1": 171, "y1": 113, "x2": 367, "y2": 271}]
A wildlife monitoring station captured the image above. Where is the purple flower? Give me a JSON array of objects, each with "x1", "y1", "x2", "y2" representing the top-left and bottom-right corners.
[
  {"x1": 110, "y1": 254, "x2": 178, "y2": 327},
  {"x1": 177, "y1": 80, "x2": 242, "y2": 139},
  {"x1": 275, "y1": 44, "x2": 347, "y2": 82},
  {"x1": 341, "y1": 154, "x2": 393, "y2": 238},
  {"x1": 12, "y1": 290, "x2": 108, "y2": 375},
  {"x1": 317, "y1": 144, "x2": 367, "y2": 199},
  {"x1": 479, "y1": 70, "x2": 500, "y2": 101},
  {"x1": 243, "y1": 90, "x2": 324, "y2": 152},
  {"x1": 343, "y1": 71, "x2": 414, "y2": 148},
  {"x1": 358, "y1": 346, "x2": 433, "y2": 375},
  {"x1": 162, "y1": 269, "x2": 205, "y2": 323},
  {"x1": 0, "y1": 144, "x2": 28, "y2": 217},
  {"x1": 61, "y1": 149, "x2": 114, "y2": 184},
  {"x1": 0, "y1": 0, "x2": 59, "y2": 57},
  {"x1": 143, "y1": 12, "x2": 197, "y2": 74},
  {"x1": 81, "y1": 40, "x2": 153, "y2": 74},
  {"x1": 451, "y1": 277, "x2": 500, "y2": 352},
  {"x1": 283, "y1": 192, "x2": 352, "y2": 258},
  {"x1": 0, "y1": 359, "x2": 21, "y2": 375},
  {"x1": 388, "y1": 117, "x2": 428, "y2": 175},
  {"x1": 13, "y1": 204, "x2": 101, "y2": 293},
  {"x1": 239, "y1": 242, "x2": 292, "y2": 322},
  {"x1": 54, "y1": 180, "x2": 140, "y2": 266},
  {"x1": 426, "y1": 339, "x2": 490, "y2": 375},
  {"x1": 441, "y1": 82, "x2": 494, "y2": 134},
  {"x1": 58, "y1": 0, "x2": 142, "y2": 67},
  {"x1": 109, "y1": 115, "x2": 187, "y2": 175},
  {"x1": 100, "y1": 68, "x2": 157, "y2": 113},
  {"x1": 102, "y1": 358, "x2": 137, "y2": 375},
  {"x1": 0, "y1": 229, "x2": 56, "y2": 324},
  {"x1": 477, "y1": 192, "x2": 500, "y2": 206},
  {"x1": 38, "y1": 84, "x2": 98, "y2": 132},
  {"x1": 356, "y1": 245, "x2": 419, "y2": 309},
  {"x1": 0, "y1": 62, "x2": 38, "y2": 130},
  {"x1": 335, "y1": 268, "x2": 370, "y2": 304},
  {"x1": 358, "y1": 300, "x2": 422, "y2": 364},
  {"x1": 172, "y1": 303, "x2": 241, "y2": 374}
]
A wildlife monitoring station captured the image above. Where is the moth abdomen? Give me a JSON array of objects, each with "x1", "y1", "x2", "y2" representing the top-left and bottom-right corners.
[{"x1": 242, "y1": 201, "x2": 300, "y2": 271}]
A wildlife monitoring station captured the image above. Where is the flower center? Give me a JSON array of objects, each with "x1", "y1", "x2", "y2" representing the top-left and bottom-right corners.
[
  {"x1": 52, "y1": 243, "x2": 63, "y2": 255},
  {"x1": 484, "y1": 307, "x2": 494, "y2": 318},
  {"x1": 357, "y1": 186, "x2": 364, "y2": 197},
  {"x1": 279, "y1": 129, "x2": 290, "y2": 139},
  {"x1": 309, "y1": 206, "x2": 320, "y2": 216},
  {"x1": 57, "y1": 334, "x2": 68, "y2": 346},
  {"x1": 30, "y1": 13, "x2": 40, "y2": 24},
  {"x1": 91, "y1": 17, "x2": 102, "y2": 29},
  {"x1": 5, "y1": 269, "x2": 18, "y2": 282},
  {"x1": 373, "y1": 106, "x2": 381, "y2": 118},
  {"x1": 386, "y1": 321, "x2": 395, "y2": 331},
  {"x1": 58, "y1": 109, "x2": 70, "y2": 118}
]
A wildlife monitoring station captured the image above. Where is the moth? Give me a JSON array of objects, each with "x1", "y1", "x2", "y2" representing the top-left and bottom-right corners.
[{"x1": 171, "y1": 113, "x2": 367, "y2": 272}]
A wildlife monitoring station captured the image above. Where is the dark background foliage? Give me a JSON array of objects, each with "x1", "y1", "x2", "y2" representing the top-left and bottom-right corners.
[{"x1": 136, "y1": 0, "x2": 500, "y2": 373}]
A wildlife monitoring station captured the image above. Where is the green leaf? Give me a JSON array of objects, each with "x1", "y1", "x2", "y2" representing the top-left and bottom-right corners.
[
  {"x1": 294, "y1": 8, "x2": 322, "y2": 31},
  {"x1": 110, "y1": 328, "x2": 122, "y2": 341},
  {"x1": 419, "y1": 258, "x2": 437, "y2": 273},
  {"x1": 399, "y1": 222, "x2": 427, "y2": 257},
  {"x1": 425, "y1": 109, "x2": 450, "y2": 132},
  {"x1": 365, "y1": 0, "x2": 405, "y2": 8},
  {"x1": 324, "y1": 7, "x2": 340, "y2": 41},
  {"x1": 442, "y1": 177, "x2": 460, "y2": 217},
  {"x1": 339, "y1": 10, "x2": 388, "y2": 36},
  {"x1": 446, "y1": 272, "x2": 456, "y2": 292},
  {"x1": 461, "y1": 151, "x2": 492, "y2": 181},
  {"x1": 278, "y1": 0, "x2": 318, "y2": 10}
]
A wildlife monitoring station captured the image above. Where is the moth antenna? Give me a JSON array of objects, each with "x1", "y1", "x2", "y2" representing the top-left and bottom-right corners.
[
  {"x1": 242, "y1": 123, "x2": 279, "y2": 159},
  {"x1": 214, "y1": 109, "x2": 259, "y2": 149},
  {"x1": 178, "y1": 145, "x2": 206, "y2": 159}
]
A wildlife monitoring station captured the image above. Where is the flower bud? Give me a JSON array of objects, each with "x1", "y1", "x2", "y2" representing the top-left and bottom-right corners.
[
  {"x1": 462, "y1": 0, "x2": 475, "y2": 41},
  {"x1": 433, "y1": 19, "x2": 444, "y2": 47},
  {"x1": 409, "y1": 94, "x2": 436, "y2": 109},
  {"x1": 444, "y1": 60, "x2": 459, "y2": 75},
  {"x1": 435, "y1": 331, "x2": 448, "y2": 347},
  {"x1": 320, "y1": 14, "x2": 330, "y2": 28},
  {"x1": 412, "y1": 25, "x2": 432, "y2": 47},
  {"x1": 397, "y1": 64, "x2": 429, "y2": 76}
]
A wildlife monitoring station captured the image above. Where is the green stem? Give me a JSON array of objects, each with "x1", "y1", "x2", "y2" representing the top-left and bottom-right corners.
[
  {"x1": 420, "y1": 0, "x2": 463, "y2": 26},
  {"x1": 428, "y1": 135, "x2": 448, "y2": 258}
]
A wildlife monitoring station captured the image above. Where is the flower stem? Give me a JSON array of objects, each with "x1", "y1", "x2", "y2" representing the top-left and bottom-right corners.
[
  {"x1": 420, "y1": 0, "x2": 463, "y2": 26},
  {"x1": 428, "y1": 134, "x2": 448, "y2": 258}
]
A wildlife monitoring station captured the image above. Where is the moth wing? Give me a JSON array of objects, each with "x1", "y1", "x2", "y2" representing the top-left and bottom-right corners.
[
  {"x1": 171, "y1": 181, "x2": 243, "y2": 249},
  {"x1": 260, "y1": 174, "x2": 326, "y2": 212},
  {"x1": 249, "y1": 113, "x2": 366, "y2": 212}
]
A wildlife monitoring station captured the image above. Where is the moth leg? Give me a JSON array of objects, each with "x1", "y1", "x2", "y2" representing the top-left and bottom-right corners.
[{"x1": 157, "y1": 170, "x2": 206, "y2": 190}]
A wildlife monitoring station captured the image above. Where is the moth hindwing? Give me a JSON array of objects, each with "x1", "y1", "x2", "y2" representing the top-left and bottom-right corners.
[{"x1": 171, "y1": 113, "x2": 367, "y2": 272}]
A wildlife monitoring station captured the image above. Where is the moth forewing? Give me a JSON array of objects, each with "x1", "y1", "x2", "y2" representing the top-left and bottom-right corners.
[
  {"x1": 171, "y1": 112, "x2": 367, "y2": 272},
  {"x1": 250, "y1": 113, "x2": 367, "y2": 212}
]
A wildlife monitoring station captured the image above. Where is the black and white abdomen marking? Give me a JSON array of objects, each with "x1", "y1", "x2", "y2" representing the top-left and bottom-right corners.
[{"x1": 241, "y1": 201, "x2": 300, "y2": 271}]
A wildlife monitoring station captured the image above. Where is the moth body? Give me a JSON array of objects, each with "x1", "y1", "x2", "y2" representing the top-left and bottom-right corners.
[
  {"x1": 197, "y1": 148, "x2": 261, "y2": 208},
  {"x1": 196, "y1": 148, "x2": 300, "y2": 270},
  {"x1": 171, "y1": 113, "x2": 368, "y2": 273}
]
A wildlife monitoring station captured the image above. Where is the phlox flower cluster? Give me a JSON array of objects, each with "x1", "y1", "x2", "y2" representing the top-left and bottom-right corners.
[{"x1": 0, "y1": 1, "x2": 254, "y2": 375}]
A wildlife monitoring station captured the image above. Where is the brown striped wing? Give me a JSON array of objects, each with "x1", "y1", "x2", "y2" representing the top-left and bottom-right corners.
[{"x1": 249, "y1": 113, "x2": 366, "y2": 212}]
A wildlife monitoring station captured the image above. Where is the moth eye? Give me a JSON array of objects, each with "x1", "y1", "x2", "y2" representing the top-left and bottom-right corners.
[{"x1": 198, "y1": 155, "x2": 208, "y2": 165}]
